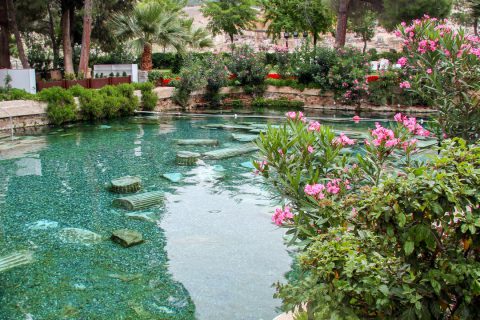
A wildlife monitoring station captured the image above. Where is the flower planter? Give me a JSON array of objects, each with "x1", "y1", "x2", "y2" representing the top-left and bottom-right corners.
[
  {"x1": 65, "y1": 79, "x2": 89, "y2": 89},
  {"x1": 90, "y1": 78, "x2": 110, "y2": 89},
  {"x1": 110, "y1": 76, "x2": 131, "y2": 85},
  {"x1": 37, "y1": 80, "x2": 64, "y2": 91}
]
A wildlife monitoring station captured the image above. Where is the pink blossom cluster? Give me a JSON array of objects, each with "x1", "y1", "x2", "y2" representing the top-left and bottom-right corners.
[
  {"x1": 333, "y1": 133, "x2": 355, "y2": 146},
  {"x1": 418, "y1": 39, "x2": 438, "y2": 54},
  {"x1": 304, "y1": 183, "x2": 326, "y2": 199},
  {"x1": 304, "y1": 179, "x2": 350, "y2": 198},
  {"x1": 286, "y1": 111, "x2": 305, "y2": 122},
  {"x1": 272, "y1": 206, "x2": 294, "y2": 226},
  {"x1": 397, "y1": 57, "x2": 408, "y2": 67},
  {"x1": 273, "y1": 45, "x2": 289, "y2": 53},
  {"x1": 402, "y1": 138, "x2": 418, "y2": 152},
  {"x1": 399, "y1": 81, "x2": 411, "y2": 89},
  {"x1": 307, "y1": 120, "x2": 321, "y2": 132},
  {"x1": 368, "y1": 123, "x2": 398, "y2": 147},
  {"x1": 353, "y1": 115, "x2": 361, "y2": 123},
  {"x1": 394, "y1": 113, "x2": 431, "y2": 137}
]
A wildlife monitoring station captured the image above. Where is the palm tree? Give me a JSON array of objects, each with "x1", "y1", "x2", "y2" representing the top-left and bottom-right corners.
[
  {"x1": 111, "y1": 1, "x2": 190, "y2": 70},
  {"x1": 183, "y1": 18, "x2": 214, "y2": 50}
]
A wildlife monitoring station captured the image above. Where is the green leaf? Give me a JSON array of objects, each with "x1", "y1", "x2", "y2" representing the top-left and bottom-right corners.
[
  {"x1": 397, "y1": 213, "x2": 406, "y2": 227},
  {"x1": 404, "y1": 240, "x2": 415, "y2": 256}
]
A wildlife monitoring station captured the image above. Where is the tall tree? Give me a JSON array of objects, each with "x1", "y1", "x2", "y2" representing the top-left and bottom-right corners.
[
  {"x1": 78, "y1": 0, "x2": 93, "y2": 77},
  {"x1": 263, "y1": 0, "x2": 334, "y2": 46},
  {"x1": 349, "y1": 4, "x2": 377, "y2": 53},
  {"x1": 61, "y1": 0, "x2": 75, "y2": 74},
  {"x1": 0, "y1": 0, "x2": 10, "y2": 68},
  {"x1": 201, "y1": 0, "x2": 257, "y2": 44},
  {"x1": 469, "y1": 0, "x2": 480, "y2": 35},
  {"x1": 111, "y1": 1, "x2": 190, "y2": 70},
  {"x1": 6, "y1": 0, "x2": 30, "y2": 68}
]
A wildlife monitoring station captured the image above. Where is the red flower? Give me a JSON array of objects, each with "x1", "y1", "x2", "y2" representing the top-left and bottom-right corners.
[
  {"x1": 162, "y1": 78, "x2": 171, "y2": 86},
  {"x1": 267, "y1": 73, "x2": 281, "y2": 79},
  {"x1": 366, "y1": 75, "x2": 379, "y2": 83},
  {"x1": 229, "y1": 74, "x2": 237, "y2": 80}
]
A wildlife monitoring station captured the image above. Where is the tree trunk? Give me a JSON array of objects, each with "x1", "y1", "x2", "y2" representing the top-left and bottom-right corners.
[
  {"x1": 141, "y1": 43, "x2": 153, "y2": 71},
  {"x1": 0, "y1": 0, "x2": 10, "y2": 69},
  {"x1": 363, "y1": 39, "x2": 367, "y2": 53},
  {"x1": 474, "y1": 19, "x2": 478, "y2": 36},
  {"x1": 335, "y1": 0, "x2": 350, "y2": 48},
  {"x1": 6, "y1": 0, "x2": 29, "y2": 68},
  {"x1": 61, "y1": 0, "x2": 74, "y2": 75},
  {"x1": 313, "y1": 33, "x2": 318, "y2": 47},
  {"x1": 78, "y1": 0, "x2": 93, "y2": 78},
  {"x1": 47, "y1": 1, "x2": 60, "y2": 69}
]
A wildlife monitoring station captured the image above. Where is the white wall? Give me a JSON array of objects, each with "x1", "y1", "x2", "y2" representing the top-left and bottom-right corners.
[
  {"x1": 93, "y1": 64, "x2": 138, "y2": 82},
  {"x1": 0, "y1": 69, "x2": 36, "y2": 94}
]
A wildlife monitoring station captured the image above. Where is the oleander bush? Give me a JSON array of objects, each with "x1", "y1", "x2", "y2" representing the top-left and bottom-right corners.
[
  {"x1": 255, "y1": 111, "x2": 480, "y2": 319},
  {"x1": 227, "y1": 45, "x2": 268, "y2": 96},
  {"x1": 396, "y1": 16, "x2": 480, "y2": 142}
]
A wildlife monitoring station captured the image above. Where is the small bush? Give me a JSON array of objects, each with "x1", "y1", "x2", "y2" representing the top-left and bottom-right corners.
[
  {"x1": 37, "y1": 87, "x2": 76, "y2": 125},
  {"x1": 227, "y1": 45, "x2": 268, "y2": 96},
  {"x1": 0, "y1": 88, "x2": 36, "y2": 101},
  {"x1": 173, "y1": 56, "x2": 206, "y2": 108},
  {"x1": 68, "y1": 84, "x2": 87, "y2": 97},
  {"x1": 137, "y1": 82, "x2": 158, "y2": 111},
  {"x1": 251, "y1": 98, "x2": 304, "y2": 110},
  {"x1": 79, "y1": 90, "x2": 105, "y2": 120},
  {"x1": 147, "y1": 70, "x2": 164, "y2": 85}
]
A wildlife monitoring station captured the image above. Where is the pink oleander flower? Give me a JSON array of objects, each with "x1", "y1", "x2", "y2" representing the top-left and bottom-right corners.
[
  {"x1": 278, "y1": 148, "x2": 284, "y2": 156},
  {"x1": 399, "y1": 81, "x2": 411, "y2": 89},
  {"x1": 304, "y1": 183, "x2": 326, "y2": 199},
  {"x1": 307, "y1": 145, "x2": 314, "y2": 153},
  {"x1": 353, "y1": 115, "x2": 361, "y2": 123},
  {"x1": 326, "y1": 179, "x2": 341, "y2": 194},
  {"x1": 254, "y1": 160, "x2": 268, "y2": 175},
  {"x1": 286, "y1": 111, "x2": 305, "y2": 122},
  {"x1": 351, "y1": 207, "x2": 358, "y2": 218},
  {"x1": 397, "y1": 57, "x2": 408, "y2": 67},
  {"x1": 426, "y1": 68, "x2": 432, "y2": 74},
  {"x1": 394, "y1": 113, "x2": 430, "y2": 137},
  {"x1": 333, "y1": 133, "x2": 355, "y2": 146},
  {"x1": 307, "y1": 120, "x2": 321, "y2": 132},
  {"x1": 272, "y1": 206, "x2": 294, "y2": 226},
  {"x1": 402, "y1": 138, "x2": 418, "y2": 151}
]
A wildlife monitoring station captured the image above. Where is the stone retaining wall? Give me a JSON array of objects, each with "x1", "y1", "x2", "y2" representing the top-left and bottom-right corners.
[{"x1": 0, "y1": 86, "x2": 435, "y2": 131}]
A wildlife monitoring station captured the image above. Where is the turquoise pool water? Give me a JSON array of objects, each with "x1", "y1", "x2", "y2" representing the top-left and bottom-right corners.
[{"x1": 0, "y1": 114, "x2": 390, "y2": 320}]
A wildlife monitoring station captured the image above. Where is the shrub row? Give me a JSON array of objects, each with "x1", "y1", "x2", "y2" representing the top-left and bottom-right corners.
[{"x1": 251, "y1": 98, "x2": 304, "y2": 110}]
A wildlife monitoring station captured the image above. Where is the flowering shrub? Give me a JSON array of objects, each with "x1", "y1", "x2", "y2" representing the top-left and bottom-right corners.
[
  {"x1": 273, "y1": 45, "x2": 291, "y2": 78},
  {"x1": 328, "y1": 47, "x2": 370, "y2": 105},
  {"x1": 290, "y1": 44, "x2": 337, "y2": 89},
  {"x1": 396, "y1": 16, "x2": 480, "y2": 142},
  {"x1": 204, "y1": 55, "x2": 229, "y2": 108},
  {"x1": 255, "y1": 112, "x2": 480, "y2": 319},
  {"x1": 227, "y1": 45, "x2": 268, "y2": 96}
]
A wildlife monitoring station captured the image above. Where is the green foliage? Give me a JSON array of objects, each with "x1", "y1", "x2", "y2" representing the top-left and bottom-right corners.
[
  {"x1": 0, "y1": 88, "x2": 36, "y2": 101},
  {"x1": 147, "y1": 69, "x2": 165, "y2": 85},
  {"x1": 265, "y1": 78, "x2": 322, "y2": 91},
  {"x1": 203, "y1": 55, "x2": 229, "y2": 108},
  {"x1": 201, "y1": 0, "x2": 258, "y2": 43},
  {"x1": 227, "y1": 45, "x2": 268, "y2": 96},
  {"x1": 173, "y1": 56, "x2": 207, "y2": 108},
  {"x1": 328, "y1": 47, "x2": 369, "y2": 104},
  {"x1": 349, "y1": 7, "x2": 377, "y2": 53},
  {"x1": 380, "y1": 0, "x2": 453, "y2": 30},
  {"x1": 64, "y1": 73, "x2": 76, "y2": 80},
  {"x1": 291, "y1": 44, "x2": 338, "y2": 88},
  {"x1": 137, "y1": 82, "x2": 158, "y2": 111},
  {"x1": 256, "y1": 113, "x2": 480, "y2": 319},
  {"x1": 37, "y1": 87, "x2": 77, "y2": 125},
  {"x1": 262, "y1": 0, "x2": 334, "y2": 45},
  {"x1": 251, "y1": 97, "x2": 304, "y2": 110}
]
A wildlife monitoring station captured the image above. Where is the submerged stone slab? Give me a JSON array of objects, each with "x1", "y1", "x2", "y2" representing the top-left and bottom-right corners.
[
  {"x1": 202, "y1": 144, "x2": 259, "y2": 160},
  {"x1": 232, "y1": 133, "x2": 258, "y2": 143},
  {"x1": 26, "y1": 219, "x2": 59, "y2": 230},
  {"x1": 113, "y1": 191, "x2": 164, "y2": 211},
  {"x1": 107, "y1": 176, "x2": 142, "y2": 194},
  {"x1": 58, "y1": 227, "x2": 103, "y2": 245},
  {"x1": 125, "y1": 212, "x2": 158, "y2": 223},
  {"x1": 111, "y1": 229, "x2": 144, "y2": 248},
  {"x1": 162, "y1": 173, "x2": 183, "y2": 183},
  {"x1": 174, "y1": 139, "x2": 218, "y2": 146},
  {"x1": 176, "y1": 151, "x2": 201, "y2": 166},
  {"x1": 0, "y1": 250, "x2": 35, "y2": 273}
]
